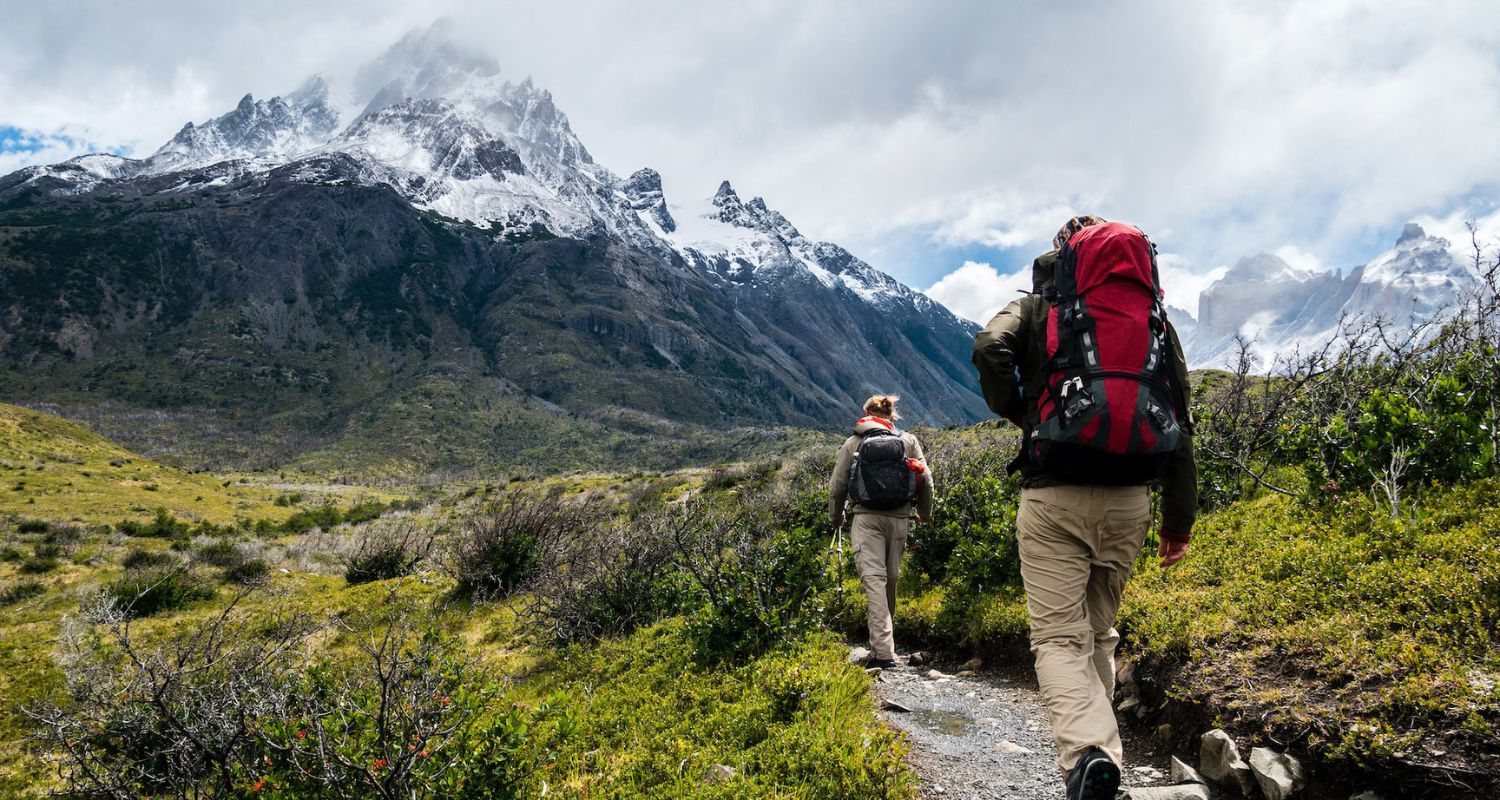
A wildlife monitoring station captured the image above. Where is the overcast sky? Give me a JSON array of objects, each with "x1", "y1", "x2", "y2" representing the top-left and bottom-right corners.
[{"x1": 3, "y1": 0, "x2": 1499, "y2": 323}]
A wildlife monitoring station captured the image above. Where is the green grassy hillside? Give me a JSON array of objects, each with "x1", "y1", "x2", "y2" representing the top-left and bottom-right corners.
[{"x1": 0, "y1": 402, "x2": 293, "y2": 524}]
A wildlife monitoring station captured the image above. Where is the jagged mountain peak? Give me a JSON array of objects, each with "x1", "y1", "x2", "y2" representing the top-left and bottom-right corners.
[
  {"x1": 1397, "y1": 221, "x2": 1428, "y2": 247},
  {"x1": 1188, "y1": 222, "x2": 1477, "y2": 367},
  {"x1": 335, "y1": 97, "x2": 525, "y2": 182},
  {"x1": 623, "y1": 168, "x2": 675, "y2": 233},
  {"x1": 145, "y1": 78, "x2": 340, "y2": 174},
  {"x1": 354, "y1": 18, "x2": 500, "y2": 116}
]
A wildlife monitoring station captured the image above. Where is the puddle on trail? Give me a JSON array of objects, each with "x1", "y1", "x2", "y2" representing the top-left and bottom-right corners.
[{"x1": 910, "y1": 709, "x2": 976, "y2": 736}]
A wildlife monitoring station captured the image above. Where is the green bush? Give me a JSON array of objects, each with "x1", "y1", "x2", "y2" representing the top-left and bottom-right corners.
[
  {"x1": 116, "y1": 509, "x2": 191, "y2": 540},
  {"x1": 103, "y1": 568, "x2": 216, "y2": 617},
  {"x1": 344, "y1": 523, "x2": 432, "y2": 585},
  {"x1": 190, "y1": 538, "x2": 246, "y2": 568},
  {"x1": 16, "y1": 519, "x2": 49, "y2": 534},
  {"x1": 221, "y1": 558, "x2": 269, "y2": 586},
  {"x1": 441, "y1": 494, "x2": 582, "y2": 599},
  {"x1": 0, "y1": 579, "x2": 45, "y2": 606},
  {"x1": 32, "y1": 594, "x2": 546, "y2": 799},
  {"x1": 20, "y1": 542, "x2": 61, "y2": 574},
  {"x1": 122, "y1": 548, "x2": 175, "y2": 570}
]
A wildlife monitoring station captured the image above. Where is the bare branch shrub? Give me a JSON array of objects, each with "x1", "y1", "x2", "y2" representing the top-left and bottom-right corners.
[
  {"x1": 27, "y1": 587, "x2": 540, "y2": 799},
  {"x1": 525, "y1": 510, "x2": 682, "y2": 644},
  {"x1": 342, "y1": 518, "x2": 437, "y2": 585},
  {"x1": 438, "y1": 491, "x2": 588, "y2": 600}
]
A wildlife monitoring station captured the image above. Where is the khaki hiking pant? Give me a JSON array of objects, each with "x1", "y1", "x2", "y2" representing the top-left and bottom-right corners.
[
  {"x1": 1016, "y1": 484, "x2": 1151, "y2": 773},
  {"x1": 851, "y1": 512, "x2": 909, "y2": 661}
]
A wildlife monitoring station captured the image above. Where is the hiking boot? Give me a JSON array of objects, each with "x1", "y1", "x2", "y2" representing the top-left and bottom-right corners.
[
  {"x1": 867, "y1": 657, "x2": 899, "y2": 669},
  {"x1": 1065, "y1": 747, "x2": 1120, "y2": 800}
]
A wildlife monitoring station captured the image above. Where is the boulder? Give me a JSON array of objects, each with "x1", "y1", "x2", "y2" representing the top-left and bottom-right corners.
[
  {"x1": 963, "y1": 656, "x2": 984, "y2": 672},
  {"x1": 1126, "y1": 785, "x2": 1210, "y2": 800},
  {"x1": 848, "y1": 646, "x2": 872, "y2": 664},
  {"x1": 1200, "y1": 729, "x2": 1255, "y2": 795},
  {"x1": 994, "y1": 740, "x2": 1033, "y2": 754},
  {"x1": 1169, "y1": 756, "x2": 1206, "y2": 786},
  {"x1": 907, "y1": 651, "x2": 929, "y2": 666},
  {"x1": 707, "y1": 764, "x2": 736, "y2": 783},
  {"x1": 1249, "y1": 747, "x2": 1307, "y2": 800}
]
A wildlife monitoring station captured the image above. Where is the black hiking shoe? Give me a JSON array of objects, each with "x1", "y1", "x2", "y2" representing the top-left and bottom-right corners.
[
  {"x1": 1065, "y1": 747, "x2": 1120, "y2": 800},
  {"x1": 867, "y1": 657, "x2": 899, "y2": 669}
]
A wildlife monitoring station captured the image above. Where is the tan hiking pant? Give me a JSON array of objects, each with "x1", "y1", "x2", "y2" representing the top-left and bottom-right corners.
[
  {"x1": 1016, "y1": 484, "x2": 1151, "y2": 773},
  {"x1": 850, "y1": 512, "x2": 909, "y2": 660}
]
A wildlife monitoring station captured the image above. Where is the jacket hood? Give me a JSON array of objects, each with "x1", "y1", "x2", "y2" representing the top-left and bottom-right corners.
[
  {"x1": 854, "y1": 416, "x2": 897, "y2": 435},
  {"x1": 1031, "y1": 249, "x2": 1058, "y2": 293}
]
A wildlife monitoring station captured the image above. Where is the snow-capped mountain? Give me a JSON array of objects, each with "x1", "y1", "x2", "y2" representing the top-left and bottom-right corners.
[
  {"x1": 1185, "y1": 223, "x2": 1476, "y2": 367},
  {"x1": 0, "y1": 21, "x2": 986, "y2": 472}
]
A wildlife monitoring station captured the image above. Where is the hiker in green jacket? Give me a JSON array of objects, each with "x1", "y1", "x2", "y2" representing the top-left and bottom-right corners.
[
  {"x1": 972, "y1": 215, "x2": 1198, "y2": 800},
  {"x1": 828, "y1": 394, "x2": 934, "y2": 669}
]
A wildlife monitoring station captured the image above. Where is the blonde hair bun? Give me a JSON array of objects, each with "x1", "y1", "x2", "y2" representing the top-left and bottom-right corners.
[{"x1": 863, "y1": 394, "x2": 901, "y2": 420}]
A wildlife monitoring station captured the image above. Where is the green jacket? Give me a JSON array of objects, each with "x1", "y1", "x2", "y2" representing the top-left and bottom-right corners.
[{"x1": 971, "y1": 250, "x2": 1198, "y2": 542}]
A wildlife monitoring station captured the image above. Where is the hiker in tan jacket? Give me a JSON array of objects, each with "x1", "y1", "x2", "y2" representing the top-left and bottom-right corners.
[{"x1": 828, "y1": 394, "x2": 934, "y2": 669}]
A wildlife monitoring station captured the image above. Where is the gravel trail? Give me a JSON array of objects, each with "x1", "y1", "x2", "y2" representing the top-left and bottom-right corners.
[{"x1": 871, "y1": 659, "x2": 1184, "y2": 800}]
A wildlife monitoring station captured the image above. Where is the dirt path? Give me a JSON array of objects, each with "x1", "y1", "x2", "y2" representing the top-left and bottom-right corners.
[{"x1": 871, "y1": 658, "x2": 1183, "y2": 800}]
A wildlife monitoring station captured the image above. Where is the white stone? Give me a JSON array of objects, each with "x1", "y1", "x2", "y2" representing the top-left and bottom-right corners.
[
  {"x1": 1249, "y1": 747, "x2": 1307, "y2": 800},
  {"x1": 707, "y1": 764, "x2": 736, "y2": 782},
  {"x1": 1200, "y1": 729, "x2": 1255, "y2": 795},
  {"x1": 848, "y1": 646, "x2": 871, "y2": 663},
  {"x1": 995, "y1": 740, "x2": 1032, "y2": 754},
  {"x1": 1169, "y1": 756, "x2": 1206, "y2": 785}
]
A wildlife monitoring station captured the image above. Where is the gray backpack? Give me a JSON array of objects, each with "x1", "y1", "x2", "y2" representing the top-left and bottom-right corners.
[{"x1": 849, "y1": 429, "x2": 917, "y2": 510}]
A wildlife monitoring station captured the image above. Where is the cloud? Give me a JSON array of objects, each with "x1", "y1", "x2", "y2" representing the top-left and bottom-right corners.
[
  {"x1": 926, "y1": 249, "x2": 1229, "y2": 325},
  {"x1": 924, "y1": 260, "x2": 1032, "y2": 324},
  {"x1": 1, "y1": 0, "x2": 1498, "y2": 297},
  {"x1": 1154, "y1": 254, "x2": 1227, "y2": 319}
]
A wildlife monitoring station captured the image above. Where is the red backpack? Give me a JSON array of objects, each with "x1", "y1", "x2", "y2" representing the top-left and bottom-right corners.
[{"x1": 1020, "y1": 222, "x2": 1187, "y2": 484}]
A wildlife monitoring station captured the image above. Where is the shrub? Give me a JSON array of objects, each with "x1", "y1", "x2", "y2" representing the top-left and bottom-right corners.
[
  {"x1": 102, "y1": 567, "x2": 216, "y2": 617},
  {"x1": 28, "y1": 590, "x2": 546, "y2": 799},
  {"x1": 343, "y1": 521, "x2": 434, "y2": 585},
  {"x1": 221, "y1": 558, "x2": 269, "y2": 586},
  {"x1": 0, "y1": 545, "x2": 22, "y2": 561},
  {"x1": 0, "y1": 580, "x2": 45, "y2": 606},
  {"x1": 20, "y1": 544, "x2": 60, "y2": 574},
  {"x1": 116, "y1": 509, "x2": 191, "y2": 540},
  {"x1": 527, "y1": 511, "x2": 687, "y2": 644},
  {"x1": 671, "y1": 497, "x2": 830, "y2": 661},
  {"x1": 122, "y1": 548, "x2": 175, "y2": 570},
  {"x1": 915, "y1": 435, "x2": 1021, "y2": 591},
  {"x1": 191, "y1": 538, "x2": 248, "y2": 568},
  {"x1": 16, "y1": 519, "x2": 49, "y2": 534},
  {"x1": 441, "y1": 493, "x2": 585, "y2": 600}
]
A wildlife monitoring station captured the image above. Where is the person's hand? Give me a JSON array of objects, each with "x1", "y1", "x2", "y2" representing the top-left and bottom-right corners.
[
  {"x1": 915, "y1": 513, "x2": 926, "y2": 525},
  {"x1": 1158, "y1": 537, "x2": 1188, "y2": 569},
  {"x1": 832, "y1": 514, "x2": 845, "y2": 531}
]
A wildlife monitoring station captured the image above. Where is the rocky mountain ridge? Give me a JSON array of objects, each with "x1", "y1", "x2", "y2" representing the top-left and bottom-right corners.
[
  {"x1": 0, "y1": 21, "x2": 986, "y2": 474},
  {"x1": 1185, "y1": 223, "x2": 1477, "y2": 367}
]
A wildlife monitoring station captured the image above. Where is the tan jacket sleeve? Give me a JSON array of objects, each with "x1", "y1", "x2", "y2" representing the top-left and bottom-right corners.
[
  {"x1": 972, "y1": 295, "x2": 1038, "y2": 427},
  {"x1": 1158, "y1": 320, "x2": 1198, "y2": 542},
  {"x1": 828, "y1": 436, "x2": 857, "y2": 529}
]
